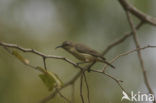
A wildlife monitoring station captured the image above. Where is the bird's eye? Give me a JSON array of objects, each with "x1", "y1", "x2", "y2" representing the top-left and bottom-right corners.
[
  {"x1": 66, "y1": 43, "x2": 70, "y2": 45},
  {"x1": 62, "y1": 43, "x2": 68, "y2": 46},
  {"x1": 65, "y1": 43, "x2": 69, "y2": 45}
]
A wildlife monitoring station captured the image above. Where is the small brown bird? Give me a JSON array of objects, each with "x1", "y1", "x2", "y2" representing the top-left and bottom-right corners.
[{"x1": 56, "y1": 41, "x2": 115, "y2": 69}]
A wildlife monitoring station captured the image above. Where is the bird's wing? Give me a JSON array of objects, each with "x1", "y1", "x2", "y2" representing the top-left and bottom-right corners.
[{"x1": 75, "y1": 44, "x2": 105, "y2": 60}]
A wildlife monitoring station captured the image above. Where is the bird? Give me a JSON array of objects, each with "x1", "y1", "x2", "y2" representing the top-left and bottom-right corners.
[{"x1": 56, "y1": 41, "x2": 115, "y2": 70}]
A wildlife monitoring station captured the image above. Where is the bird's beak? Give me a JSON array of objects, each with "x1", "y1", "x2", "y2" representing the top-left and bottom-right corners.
[{"x1": 55, "y1": 45, "x2": 63, "y2": 49}]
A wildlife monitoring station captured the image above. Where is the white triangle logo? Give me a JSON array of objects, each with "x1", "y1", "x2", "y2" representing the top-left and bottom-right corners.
[{"x1": 121, "y1": 91, "x2": 130, "y2": 101}]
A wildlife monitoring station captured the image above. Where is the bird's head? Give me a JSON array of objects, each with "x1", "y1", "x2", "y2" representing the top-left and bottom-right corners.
[{"x1": 55, "y1": 41, "x2": 74, "y2": 50}]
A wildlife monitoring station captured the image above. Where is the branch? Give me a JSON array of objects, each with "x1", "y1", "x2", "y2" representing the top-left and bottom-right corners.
[
  {"x1": 43, "y1": 57, "x2": 47, "y2": 71},
  {"x1": 118, "y1": 0, "x2": 156, "y2": 26},
  {"x1": 91, "y1": 70, "x2": 130, "y2": 96},
  {"x1": 125, "y1": 10, "x2": 155, "y2": 103},
  {"x1": 83, "y1": 73, "x2": 90, "y2": 103},
  {"x1": 3, "y1": 47, "x2": 45, "y2": 73},
  {"x1": 102, "y1": 21, "x2": 144, "y2": 55},
  {"x1": 56, "y1": 89, "x2": 72, "y2": 103},
  {"x1": 80, "y1": 74, "x2": 85, "y2": 103},
  {"x1": 103, "y1": 45, "x2": 156, "y2": 70},
  {"x1": 0, "y1": 41, "x2": 84, "y2": 70}
]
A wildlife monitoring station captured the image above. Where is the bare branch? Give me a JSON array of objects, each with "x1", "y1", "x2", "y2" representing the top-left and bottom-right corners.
[
  {"x1": 39, "y1": 90, "x2": 57, "y2": 103},
  {"x1": 0, "y1": 41, "x2": 84, "y2": 70},
  {"x1": 103, "y1": 45, "x2": 156, "y2": 70},
  {"x1": 3, "y1": 47, "x2": 45, "y2": 73},
  {"x1": 118, "y1": 0, "x2": 156, "y2": 26},
  {"x1": 125, "y1": 10, "x2": 155, "y2": 103},
  {"x1": 102, "y1": 21, "x2": 144, "y2": 55},
  {"x1": 57, "y1": 89, "x2": 72, "y2": 103},
  {"x1": 80, "y1": 74, "x2": 85, "y2": 103},
  {"x1": 43, "y1": 57, "x2": 47, "y2": 71},
  {"x1": 83, "y1": 73, "x2": 91, "y2": 103}
]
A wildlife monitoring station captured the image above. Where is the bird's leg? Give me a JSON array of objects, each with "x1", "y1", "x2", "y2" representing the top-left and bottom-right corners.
[
  {"x1": 87, "y1": 61, "x2": 96, "y2": 72},
  {"x1": 76, "y1": 61, "x2": 89, "y2": 66}
]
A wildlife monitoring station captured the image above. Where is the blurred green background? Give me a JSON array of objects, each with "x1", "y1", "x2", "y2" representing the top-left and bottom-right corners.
[{"x1": 0, "y1": 0, "x2": 156, "y2": 103}]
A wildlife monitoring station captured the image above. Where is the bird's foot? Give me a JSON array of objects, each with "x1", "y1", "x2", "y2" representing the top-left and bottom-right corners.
[
  {"x1": 76, "y1": 62, "x2": 86, "y2": 66},
  {"x1": 87, "y1": 68, "x2": 91, "y2": 72}
]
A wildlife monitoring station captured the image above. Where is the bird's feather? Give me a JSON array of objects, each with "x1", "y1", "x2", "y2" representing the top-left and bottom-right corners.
[{"x1": 75, "y1": 43, "x2": 105, "y2": 60}]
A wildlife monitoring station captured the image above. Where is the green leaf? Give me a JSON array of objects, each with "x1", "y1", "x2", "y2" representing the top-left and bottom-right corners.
[
  {"x1": 48, "y1": 72, "x2": 63, "y2": 88},
  {"x1": 12, "y1": 50, "x2": 29, "y2": 64},
  {"x1": 39, "y1": 71, "x2": 63, "y2": 91},
  {"x1": 39, "y1": 73, "x2": 56, "y2": 91}
]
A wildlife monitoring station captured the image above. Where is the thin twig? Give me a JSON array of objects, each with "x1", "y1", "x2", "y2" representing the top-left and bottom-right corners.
[
  {"x1": 102, "y1": 21, "x2": 144, "y2": 55},
  {"x1": 39, "y1": 90, "x2": 58, "y2": 103},
  {"x1": 91, "y1": 70, "x2": 130, "y2": 96},
  {"x1": 125, "y1": 10, "x2": 155, "y2": 103},
  {"x1": 118, "y1": 0, "x2": 156, "y2": 26},
  {"x1": 103, "y1": 45, "x2": 156, "y2": 70},
  {"x1": 83, "y1": 73, "x2": 90, "y2": 103},
  {"x1": 56, "y1": 89, "x2": 72, "y2": 103},
  {"x1": 80, "y1": 73, "x2": 85, "y2": 103},
  {"x1": 43, "y1": 57, "x2": 47, "y2": 71},
  {"x1": 3, "y1": 47, "x2": 45, "y2": 73},
  {"x1": 0, "y1": 41, "x2": 84, "y2": 70}
]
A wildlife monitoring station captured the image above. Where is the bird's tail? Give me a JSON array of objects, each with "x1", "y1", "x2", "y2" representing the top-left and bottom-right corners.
[
  {"x1": 102, "y1": 60, "x2": 115, "y2": 69},
  {"x1": 98, "y1": 58, "x2": 115, "y2": 69}
]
